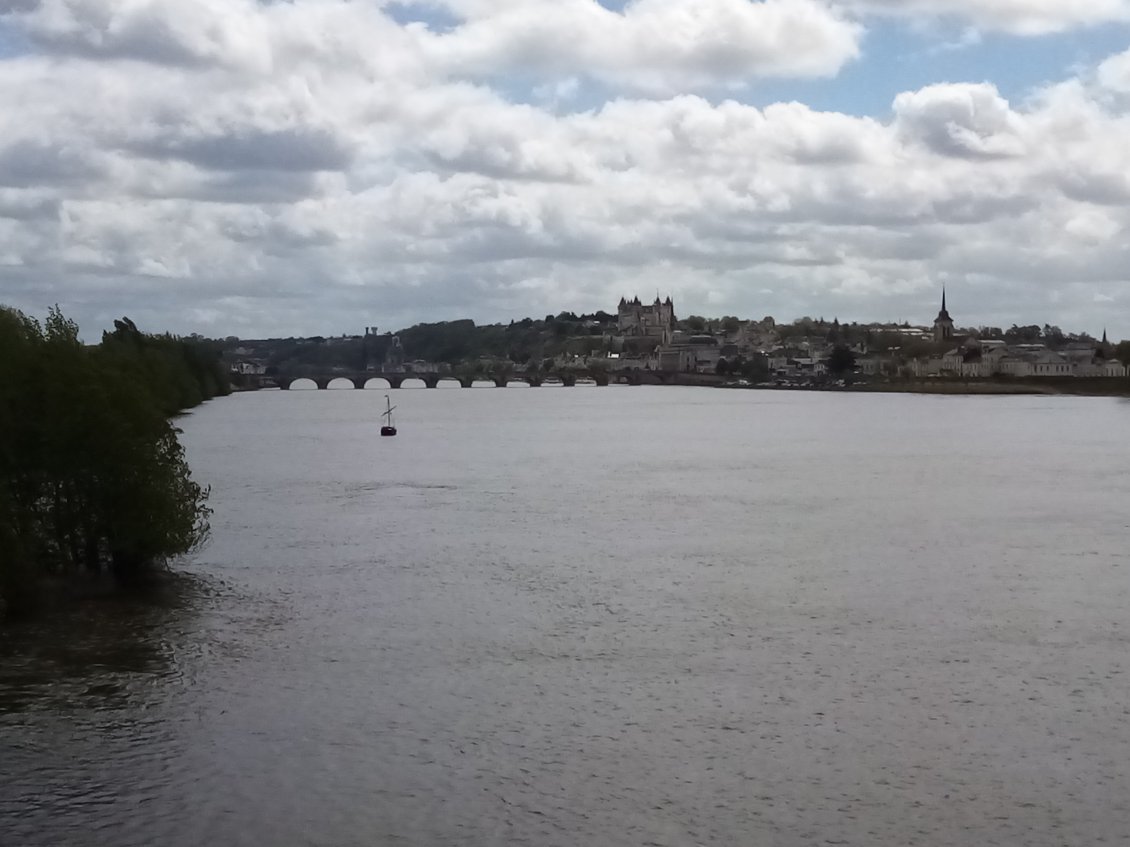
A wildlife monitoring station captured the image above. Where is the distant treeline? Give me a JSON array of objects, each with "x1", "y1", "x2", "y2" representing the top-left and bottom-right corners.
[
  {"x1": 0, "y1": 307, "x2": 230, "y2": 617},
  {"x1": 252, "y1": 314, "x2": 622, "y2": 375}
]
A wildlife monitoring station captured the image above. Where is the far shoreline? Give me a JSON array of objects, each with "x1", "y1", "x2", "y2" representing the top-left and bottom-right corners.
[{"x1": 721, "y1": 377, "x2": 1130, "y2": 398}]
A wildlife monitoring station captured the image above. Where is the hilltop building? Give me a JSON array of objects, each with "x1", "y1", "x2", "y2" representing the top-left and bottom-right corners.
[{"x1": 618, "y1": 295, "x2": 675, "y2": 346}]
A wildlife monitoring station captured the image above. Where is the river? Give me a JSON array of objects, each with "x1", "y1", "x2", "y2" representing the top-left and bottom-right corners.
[{"x1": 2, "y1": 386, "x2": 1129, "y2": 846}]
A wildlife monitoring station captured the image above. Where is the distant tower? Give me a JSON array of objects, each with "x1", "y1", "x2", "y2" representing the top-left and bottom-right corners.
[
  {"x1": 362, "y1": 326, "x2": 380, "y2": 369},
  {"x1": 385, "y1": 335, "x2": 405, "y2": 369},
  {"x1": 933, "y1": 288, "x2": 954, "y2": 343}
]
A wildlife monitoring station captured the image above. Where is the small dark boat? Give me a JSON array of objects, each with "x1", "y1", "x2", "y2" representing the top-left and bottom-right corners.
[{"x1": 380, "y1": 394, "x2": 397, "y2": 437}]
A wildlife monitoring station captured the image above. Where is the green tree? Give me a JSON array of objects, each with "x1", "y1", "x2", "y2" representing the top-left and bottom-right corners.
[
  {"x1": 1115, "y1": 340, "x2": 1130, "y2": 366},
  {"x1": 683, "y1": 316, "x2": 707, "y2": 332},
  {"x1": 739, "y1": 353, "x2": 770, "y2": 382},
  {"x1": 826, "y1": 345, "x2": 857, "y2": 376},
  {"x1": 0, "y1": 306, "x2": 213, "y2": 614}
]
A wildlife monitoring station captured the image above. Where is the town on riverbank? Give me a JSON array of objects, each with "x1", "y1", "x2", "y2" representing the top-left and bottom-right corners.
[{"x1": 224, "y1": 291, "x2": 1130, "y2": 396}]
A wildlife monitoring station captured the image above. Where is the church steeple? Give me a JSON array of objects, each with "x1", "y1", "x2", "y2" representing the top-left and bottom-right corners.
[{"x1": 933, "y1": 286, "x2": 954, "y2": 342}]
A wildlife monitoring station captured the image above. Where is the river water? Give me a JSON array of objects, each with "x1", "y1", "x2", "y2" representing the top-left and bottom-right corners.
[{"x1": 2, "y1": 386, "x2": 1129, "y2": 846}]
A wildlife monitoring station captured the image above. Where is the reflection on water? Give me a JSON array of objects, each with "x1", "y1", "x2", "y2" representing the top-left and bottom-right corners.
[
  {"x1": 1, "y1": 575, "x2": 203, "y2": 846},
  {"x1": 3, "y1": 388, "x2": 1129, "y2": 846},
  {"x1": 0, "y1": 575, "x2": 202, "y2": 713}
]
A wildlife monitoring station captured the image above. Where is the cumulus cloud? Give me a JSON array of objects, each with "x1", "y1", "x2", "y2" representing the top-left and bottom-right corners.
[
  {"x1": 1097, "y1": 47, "x2": 1130, "y2": 93},
  {"x1": 9, "y1": 0, "x2": 862, "y2": 91},
  {"x1": 893, "y1": 83, "x2": 1027, "y2": 158},
  {"x1": 10, "y1": 0, "x2": 274, "y2": 69},
  {"x1": 0, "y1": 0, "x2": 1129, "y2": 337},
  {"x1": 418, "y1": 0, "x2": 863, "y2": 93}
]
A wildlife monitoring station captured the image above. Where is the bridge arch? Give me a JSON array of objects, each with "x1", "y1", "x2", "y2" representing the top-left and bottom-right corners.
[
  {"x1": 434, "y1": 377, "x2": 463, "y2": 389},
  {"x1": 533, "y1": 373, "x2": 575, "y2": 387},
  {"x1": 363, "y1": 377, "x2": 392, "y2": 390},
  {"x1": 400, "y1": 377, "x2": 427, "y2": 389},
  {"x1": 287, "y1": 377, "x2": 318, "y2": 390},
  {"x1": 327, "y1": 377, "x2": 354, "y2": 390}
]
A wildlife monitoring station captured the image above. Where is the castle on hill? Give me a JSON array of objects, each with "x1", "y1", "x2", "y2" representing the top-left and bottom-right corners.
[{"x1": 618, "y1": 295, "x2": 675, "y2": 346}]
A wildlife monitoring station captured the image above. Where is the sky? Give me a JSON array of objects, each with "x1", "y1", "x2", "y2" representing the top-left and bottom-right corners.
[{"x1": 2, "y1": 1, "x2": 1130, "y2": 340}]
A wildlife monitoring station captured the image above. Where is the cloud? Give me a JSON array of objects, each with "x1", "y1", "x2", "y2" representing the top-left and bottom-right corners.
[
  {"x1": 893, "y1": 83, "x2": 1027, "y2": 158},
  {"x1": 418, "y1": 0, "x2": 863, "y2": 93},
  {"x1": 840, "y1": 0, "x2": 1130, "y2": 35},
  {"x1": 8, "y1": 0, "x2": 862, "y2": 93},
  {"x1": 0, "y1": 139, "x2": 106, "y2": 187},
  {"x1": 0, "y1": 0, "x2": 1129, "y2": 338},
  {"x1": 126, "y1": 126, "x2": 354, "y2": 173},
  {"x1": 9, "y1": 0, "x2": 273, "y2": 69},
  {"x1": 1097, "y1": 47, "x2": 1130, "y2": 93}
]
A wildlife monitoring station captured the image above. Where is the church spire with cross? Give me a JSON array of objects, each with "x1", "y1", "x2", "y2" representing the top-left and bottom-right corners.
[{"x1": 933, "y1": 286, "x2": 954, "y2": 342}]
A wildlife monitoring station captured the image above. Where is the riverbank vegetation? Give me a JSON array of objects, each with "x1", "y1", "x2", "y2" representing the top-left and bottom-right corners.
[{"x1": 0, "y1": 307, "x2": 229, "y2": 618}]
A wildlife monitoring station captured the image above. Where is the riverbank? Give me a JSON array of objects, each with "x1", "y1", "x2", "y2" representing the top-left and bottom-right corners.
[
  {"x1": 721, "y1": 376, "x2": 1130, "y2": 397},
  {"x1": 850, "y1": 376, "x2": 1130, "y2": 396},
  {"x1": 846, "y1": 379, "x2": 1048, "y2": 395}
]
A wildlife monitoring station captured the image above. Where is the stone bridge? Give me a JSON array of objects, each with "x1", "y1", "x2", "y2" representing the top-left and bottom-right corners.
[
  {"x1": 250, "y1": 368, "x2": 714, "y2": 391},
  {"x1": 264, "y1": 369, "x2": 634, "y2": 390}
]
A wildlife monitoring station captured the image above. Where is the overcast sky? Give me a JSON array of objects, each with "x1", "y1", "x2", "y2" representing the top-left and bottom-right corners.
[{"x1": 2, "y1": 0, "x2": 1130, "y2": 339}]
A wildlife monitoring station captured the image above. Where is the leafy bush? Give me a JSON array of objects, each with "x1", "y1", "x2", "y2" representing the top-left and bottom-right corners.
[{"x1": 0, "y1": 307, "x2": 218, "y2": 614}]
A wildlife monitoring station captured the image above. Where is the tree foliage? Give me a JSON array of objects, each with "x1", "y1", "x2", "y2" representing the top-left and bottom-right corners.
[
  {"x1": 0, "y1": 307, "x2": 221, "y2": 615},
  {"x1": 261, "y1": 316, "x2": 612, "y2": 373},
  {"x1": 826, "y1": 345, "x2": 857, "y2": 376},
  {"x1": 1116, "y1": 340, "x2": 1130, "y2": 367},
  {"x1": 681, "y1": 315, "x2": 707, "y2": 332}
]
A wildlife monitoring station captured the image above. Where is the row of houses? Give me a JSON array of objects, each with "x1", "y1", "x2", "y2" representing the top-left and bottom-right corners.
[{"x1": 906, "y1": 339, "x2": 1127, "y2": 379}]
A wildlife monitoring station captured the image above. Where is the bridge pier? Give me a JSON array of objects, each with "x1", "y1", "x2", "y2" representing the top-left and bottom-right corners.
[
  {"x1": 493, "y1": 377, "x2": 507, "y2": 388},
  {"x1": 314, "y1": 377, "x2": 332, "y2": 390}
]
